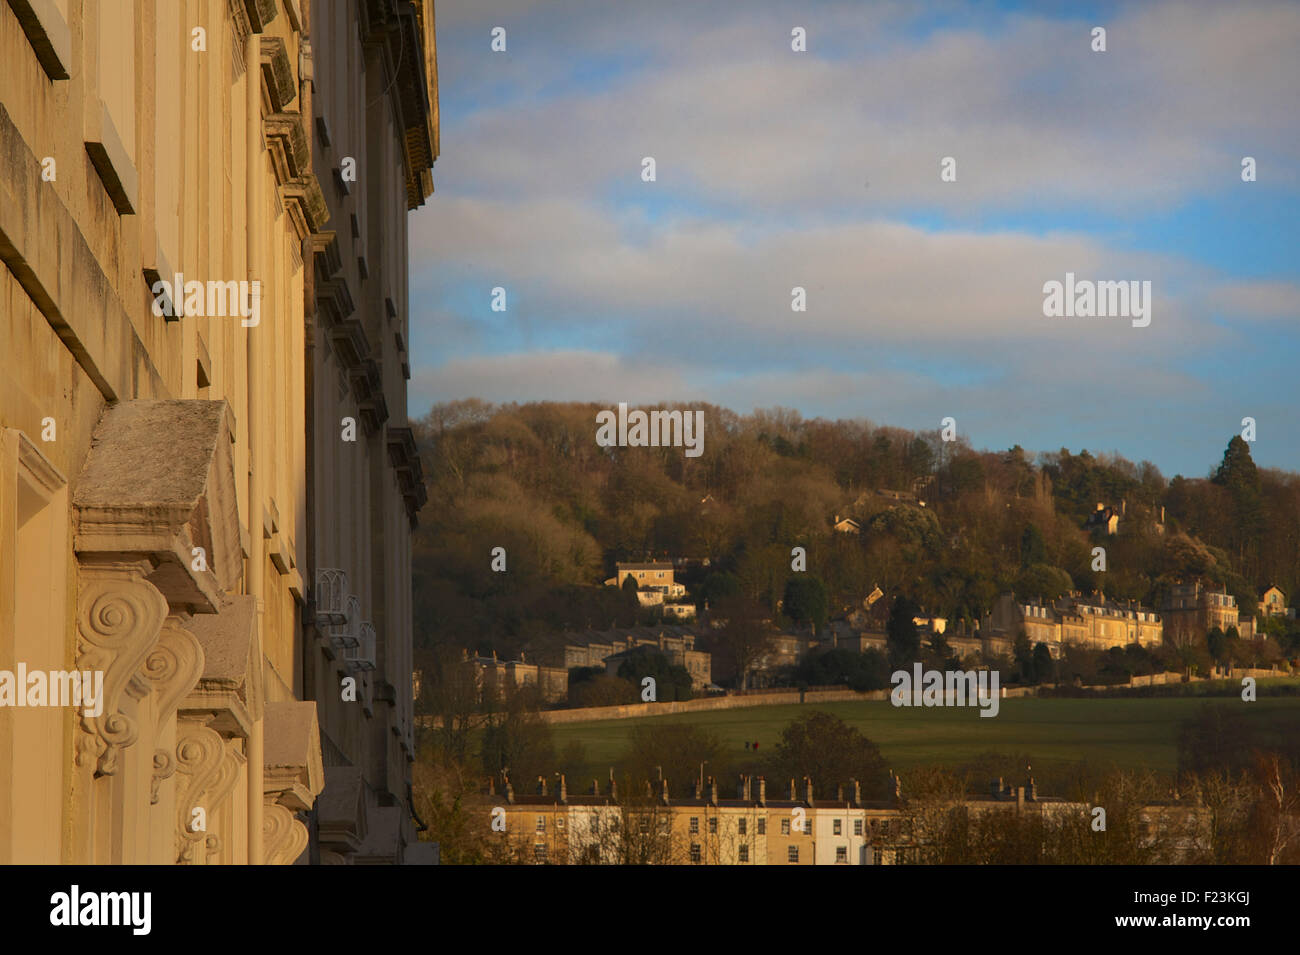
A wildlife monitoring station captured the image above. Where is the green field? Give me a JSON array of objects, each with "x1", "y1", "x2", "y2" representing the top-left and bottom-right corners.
[{"x1": 538, "y1": 691, "x2": 1300, "y2": 785}]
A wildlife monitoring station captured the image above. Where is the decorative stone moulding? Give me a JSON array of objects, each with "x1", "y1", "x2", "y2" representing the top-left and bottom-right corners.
[
  {"x1": 282, "y1": 175, "x2": 329, "y2": 239},
  {"x1": 264, "y1": 113, "x2": 309, "y2": 182},
  {"x1": 244, "y1": 0, "x2": 279, "y2": 34},
  {"x1": 259, "y1": 36, "x2": 297, "y2": 113}
]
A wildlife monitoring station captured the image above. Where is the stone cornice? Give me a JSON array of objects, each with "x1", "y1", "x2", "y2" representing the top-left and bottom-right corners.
[
  {"x1": 182, "y1": 594, "x2": 263, "y2": 737},
  {"x1": 259, "y1": 35, "x2": 297, "y2": 113},
  {"x1": 74, "y1": 400, "x2": 243, "y2": 613}
]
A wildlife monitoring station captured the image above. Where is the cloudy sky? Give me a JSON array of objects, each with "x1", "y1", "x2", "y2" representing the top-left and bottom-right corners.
[{"x1": 408, "y1": 0, "x2": 1300, "y2": 478}]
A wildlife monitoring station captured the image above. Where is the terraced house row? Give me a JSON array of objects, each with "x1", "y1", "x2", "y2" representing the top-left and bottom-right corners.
[
  {"x1": 484, "y1": 773, "x2": 1112, "y2": 865},
  {"x1": 0, "y1": 0, "x2": 437, "y2": 863}
]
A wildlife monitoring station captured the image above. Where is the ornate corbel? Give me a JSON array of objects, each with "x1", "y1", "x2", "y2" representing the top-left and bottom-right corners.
[
  {"x1": 174, "y1": 721, "x2": 241, "y2": 864},
  {"x1": 264, "y1": 800, "x2": 308, "y2": 865},
  {"x1": 141, "y1": 618, "x2": 205, "y2": 802},
  {"x1": 75, "y1": 562, "x2": 168, "y2": 776}
]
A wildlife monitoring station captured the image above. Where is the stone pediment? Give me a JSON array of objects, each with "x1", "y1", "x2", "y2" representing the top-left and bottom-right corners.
[
  {"x1": 355, "y1": 806, "x2": 402, "y2": 864},
  {"x1": 263, "y1": 701, "x2": 325, "y2": 811},
  {"x1": 181, "y1": 595, "x2": 263, "y2": 737},
  {"x1": 74, "y1": 400, "x2": 242, "y2": 612},
  {"x1": 317, "y1": 766, "x2": 368, "y2": 855}
]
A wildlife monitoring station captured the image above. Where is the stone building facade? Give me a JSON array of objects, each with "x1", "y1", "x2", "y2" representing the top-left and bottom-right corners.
[
  {"x1": 1161, "y1": 580, "x2": 1253, "y2": 646},
  {"x1": 983, "y1": 591, "x2": 1163, "y2": 657},
  {"x1": 0, "y1": 0, "x2": 436, "y2": 864},
  {"x1": 556, "y1": 626, "x2": 712, "y2": 688}
]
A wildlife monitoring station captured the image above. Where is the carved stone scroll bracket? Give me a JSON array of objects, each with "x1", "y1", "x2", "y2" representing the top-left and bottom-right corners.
[
  {"x1": 151, "y1": 750, "x2": 175, "y2": 805},
  {"x1": 75, "y1": 561, "x2": 168, "y2": 777},
  {"x1": 264, "y1": 799, "x2": 308, "y2": 865},
  {"x1": 141, "y1": 617, "x2": 205, "y2": 799},
  {"x1": 174, "y1": 721, "x2": 240, "y2": 864}
]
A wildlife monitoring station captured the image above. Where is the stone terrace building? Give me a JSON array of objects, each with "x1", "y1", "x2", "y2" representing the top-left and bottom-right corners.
[
  {"x1": 306, "y1": 0, "x2": 436, "y2": 865},
  {"x1": 983, "y1": 591, "x2": 1163, "y2": 657},
  {"x1": 0, "y1": 0, "x2": 436, "y2": 864}
]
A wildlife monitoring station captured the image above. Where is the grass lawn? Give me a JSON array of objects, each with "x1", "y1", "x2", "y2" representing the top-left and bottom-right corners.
[{"x1": 533, "y1": 690, "x2": 1300, "y2": 784}]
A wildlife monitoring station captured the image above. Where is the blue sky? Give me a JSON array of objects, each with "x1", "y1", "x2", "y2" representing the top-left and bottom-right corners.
[{"x1": 408, "y1": 0, "x2": 1300, "y2": 478}]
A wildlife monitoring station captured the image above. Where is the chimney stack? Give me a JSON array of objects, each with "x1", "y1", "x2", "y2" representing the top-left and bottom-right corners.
[
  {"x1": 851, "y1": 778, "x2": 861, "y2": 807},
  {"x1": 559, "y1": 774, "x2": 567, "y2": 804},
  {"x1": 1027, "y1": 778, "x2": 1036, "y2": 802},
  {"x1": 504, "y1": 773, "x2": 514, "y2": 804},
  {"x1": 694, "y1": 778, "x2": 702, "y2": 800},
  {"x1": 709, "y1": 776, "x2": 718, "y2": 806},
  {"x1": 757, "y1": 776, "x2": 767, "y2": 806},
  {"x1": 804, "y1": 776, "x2": 814, "y2": 806},
  {"x1": 790, "y1": 779, "x2": 797, "y2": 801},
  {"x1": 537, "y1": 776, "x2": 547, "y2": 797},
  {"x1": 661, "y1": 778, "x2": 670, "y2": 806}
]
